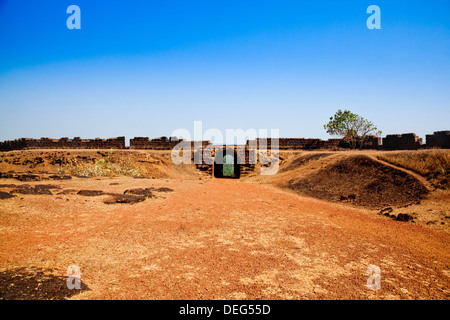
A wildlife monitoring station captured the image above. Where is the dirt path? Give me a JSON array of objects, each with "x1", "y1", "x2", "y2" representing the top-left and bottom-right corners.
[{"x1": 1, "y1": 178, "x2": 449, "y2": 299}]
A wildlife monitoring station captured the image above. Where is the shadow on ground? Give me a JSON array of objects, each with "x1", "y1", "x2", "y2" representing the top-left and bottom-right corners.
[{"x1": 0, "y1": 267, "x2": 90, "y2": 300}]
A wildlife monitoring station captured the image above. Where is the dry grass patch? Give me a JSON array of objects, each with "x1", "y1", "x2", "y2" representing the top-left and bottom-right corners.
[
  {"x1": 378, "y1": 149, "x2": 450, "y2": 189},
  {"x1": 57, "y1": 154, "x2": 146, "y2": 178}
]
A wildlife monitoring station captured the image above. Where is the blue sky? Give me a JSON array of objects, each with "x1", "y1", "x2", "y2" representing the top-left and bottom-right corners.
[{"x1": 0, "y1": 0, "x2": 449, "y2": 143}]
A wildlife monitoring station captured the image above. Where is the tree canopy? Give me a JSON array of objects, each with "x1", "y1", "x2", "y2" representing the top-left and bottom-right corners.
[{"x1": 324, "y1": 109, "x2": 381, "y2": 149}]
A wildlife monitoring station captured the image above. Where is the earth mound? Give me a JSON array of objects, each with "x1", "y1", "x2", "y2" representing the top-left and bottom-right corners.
[{"x1": 286, "y1": 155, "x2": 429, "y2": 208}]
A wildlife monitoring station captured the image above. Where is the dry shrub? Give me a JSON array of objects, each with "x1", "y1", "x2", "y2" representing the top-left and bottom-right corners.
[
  {"x1": 57, "y1": 156, "x2": 146, "y2": 178},
  {"x1": 378, "y1": 149, "x2": 450, "y2": 189}
]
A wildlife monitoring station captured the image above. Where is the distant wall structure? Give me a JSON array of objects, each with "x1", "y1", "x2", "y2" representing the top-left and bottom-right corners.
[
  {"x1": 382, "y1": 133, "x2": 423, "y2": 150},
  {"x1": 363, "y1": 135, "x2": 382, "y2": 149},
  {"x1": 426, "y1": 131, "x2": 450, "y2": 149},
  {"x1": 129, "y1": 136, "x2": 211, "y2": 150},
  {"x1": 253, "y1": 136, "x2": 383, "y2": 150},
  {"x1": 0, "y1": 137, "x2": 125, "y2": 151},
  {"x1": 0, "y1": 130, "x2": 449, "y2": 152},
  {"x1": 253, "y1": 138, "x2": 350, "y2": 150}
]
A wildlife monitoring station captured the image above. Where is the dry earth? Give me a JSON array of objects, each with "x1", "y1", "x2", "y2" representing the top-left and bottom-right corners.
[{"x1": 0, "y1": 149, "x2": 449, "y2": 300}]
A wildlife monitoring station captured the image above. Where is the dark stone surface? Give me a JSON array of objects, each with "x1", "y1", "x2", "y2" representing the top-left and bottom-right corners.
[
  {"x1": 0, "y1": 191, "x2": 15, "y2": 199},
  {"x1": 77, "y1": 190, "x2": 105, "y2": 197},
  {"x1": 104, "y1": 194, "x2": 146, "y2": 204}
]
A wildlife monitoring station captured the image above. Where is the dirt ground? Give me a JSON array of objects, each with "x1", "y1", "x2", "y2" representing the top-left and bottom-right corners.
[{"x1": 0, "y1": 149, "x2": 449, "y2": 299}]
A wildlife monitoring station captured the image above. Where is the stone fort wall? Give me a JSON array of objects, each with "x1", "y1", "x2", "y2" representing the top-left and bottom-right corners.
[
  {"x1": 129, "y1": 136, "x2": 211, "y2": 150},
  {"x1": 0, "y1": 131, "x2": 449, "y2": 152},
  {"x1": 426, "y1": 131, "x2": 450, "y2": 149},
  {"x1": 0, "y1": 137, "x2": 126, "y2": 151},
  {"x1": 252, "y1": 136, "x2": 381, "y2": 150}
]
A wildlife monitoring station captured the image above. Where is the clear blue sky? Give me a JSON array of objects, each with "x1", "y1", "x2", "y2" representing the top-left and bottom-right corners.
[{"x1": 0, "y1": 0, "x2": 449, "y2": 143}]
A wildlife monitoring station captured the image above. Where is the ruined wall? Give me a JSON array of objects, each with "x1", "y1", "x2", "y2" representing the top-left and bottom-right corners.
[
  {"x1": 426, "y1": 131, "x2": 450, "y2": 149},
  {"x1": 323, "y1": 138, "x2": 349, "y2": 149},
  {"x1": 382, "y1": 133, "x2": 423, "y2": 150},
  {"x1": 0, "y1": 137, "x2": 125, "y2": 151},
  {"x1": 363, "y1": 135, "x2": 382, "y2": 149},
  {"x1": 129, "y1": 137, "x2": 211, "y2": 150},
  {"x1": 253, "y1": 138, "x2": 349, "y2": 150},
  {"x1": 1, "y1": 131, "x2": 448, "y2": 152}
]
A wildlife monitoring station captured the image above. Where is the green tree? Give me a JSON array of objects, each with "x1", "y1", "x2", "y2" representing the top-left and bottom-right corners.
[
  {"x1": 324, "y1": 109, "x2": 381, "y2": 149},
  {"x1": 222, "y1": 155, "x2": 234, "y2": 177}
]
